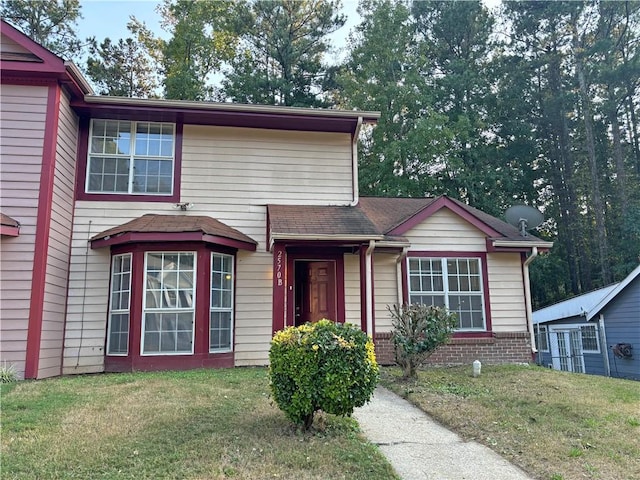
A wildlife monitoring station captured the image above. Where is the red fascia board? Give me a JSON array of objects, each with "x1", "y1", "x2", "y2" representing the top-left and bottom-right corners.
[
  {"x1": 0, "y1": 20, "x2": 66, "y2": 71},
  {"x1": 92, "y1": 231, "x2": 255, "y2": 251},
  {"x1": 0, "y1": 225, "x2": 20, "y2": 236},
  {"x1": 389, "y1": 196, "x2": 503, "y2": 238}
]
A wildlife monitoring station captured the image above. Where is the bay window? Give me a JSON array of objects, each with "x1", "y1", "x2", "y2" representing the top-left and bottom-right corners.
[
  {"x1": 107, "y1": 254, "x2": 132, "y2": 355},
  {"x1": 210, "y1": 253, "x2": 234, "y2": 352},
  {"x1": 408, "y1": 256, "x2": 486, "y2": 331},
  {"x1": 142, "y1": 252, "x2": 195, "y2": 355}
]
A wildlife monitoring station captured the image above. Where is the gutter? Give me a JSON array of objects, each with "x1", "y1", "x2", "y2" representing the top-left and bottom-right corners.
[
  {"x1": 396, "y1": 247, "x2": 409, "y2": 304},
  {"x1": 64, "y1": 61, "x2": 94, "y2": 95},
  {"x1": 523, "y1": 247, "x2": 538, "y2": 355},
  {"x1": 365, "y1": 240, "x2": 376, "y2": 336},
  {"x1": 350, "y1": 116, "x2": 363, "y2": 206},
  {"x1": 492, "y1": 239, "x2": 554, "y2": 249},
  {"x1": 83, "y1": 95, "x2": 381, "y2": 120},
  {"x1": 598, "y1": 314, "x2": 611, "y2": 377}
]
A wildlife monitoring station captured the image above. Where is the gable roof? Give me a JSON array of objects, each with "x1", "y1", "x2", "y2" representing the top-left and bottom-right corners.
[
  {"x1": 1, "y1": 19, "x2": 92, "y2": 96},
  {"x1": 91, "y1": 214, "x2": 257, "y2": 251},
  {"x1": 532, "y1": 284, "x2": 619, "y2": 325},
  {"x1": 268, "y1": 195, "x2": 552, "y2": 249},
  {"x1": 586, "y1": 264, "x2": 640, "y2": 321}
]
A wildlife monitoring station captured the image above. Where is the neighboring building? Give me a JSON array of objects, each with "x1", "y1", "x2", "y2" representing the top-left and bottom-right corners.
[
  {"x1": 533, "y1": 265, "x2": 640, "y2": 380},
  {"x1": 1, "y1": 20, "x2": 552, "y2": 379}
]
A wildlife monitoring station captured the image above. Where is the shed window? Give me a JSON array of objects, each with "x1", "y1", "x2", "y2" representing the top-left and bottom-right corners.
[
  {"x1": 536, "y1": 325, "x2": 549, "y2": 352},
  {"x1": 580, "y1": 324, "x2": 600, "y2": 353}
]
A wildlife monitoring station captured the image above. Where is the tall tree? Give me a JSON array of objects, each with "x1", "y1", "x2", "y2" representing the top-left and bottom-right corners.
[
  {"x1": 131, "y1": 0, "x2": 242, "y2": 100},
  {"x1": 221, "y1": 0, "x2": 346, "y2": 107},
  {"x1": 86, "y1": 34, "x2": 159, "y2": 98},
  {"x1": 1, "y1": 0, "x2": 82, "y2": 58}
]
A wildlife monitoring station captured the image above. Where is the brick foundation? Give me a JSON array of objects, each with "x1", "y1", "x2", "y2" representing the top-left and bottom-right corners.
[{"x1": 374, "y1": 331, "x2": 532, "y2": 366}]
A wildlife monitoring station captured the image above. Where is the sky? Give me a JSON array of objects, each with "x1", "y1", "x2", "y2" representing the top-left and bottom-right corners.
[{"x1": 76, "y1": 0, "x2": 362, "y2": 64}]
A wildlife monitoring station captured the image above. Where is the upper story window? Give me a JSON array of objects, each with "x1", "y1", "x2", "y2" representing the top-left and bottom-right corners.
[
  {"x1": 408, "y1": 257, "x2": 486, "y2": 331},
  {"x1": 87, "y1": 120, "x2": 175, "y2": 195}
]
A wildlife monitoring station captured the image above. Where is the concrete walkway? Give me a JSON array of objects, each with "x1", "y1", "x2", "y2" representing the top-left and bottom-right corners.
[{"x1": 353, "y1": 387, "x2": 534, "y2": 480}]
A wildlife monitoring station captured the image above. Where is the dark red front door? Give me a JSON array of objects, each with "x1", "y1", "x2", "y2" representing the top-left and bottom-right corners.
[{"x1": 295, "y1": 261, "x2": 337, "y2": 325}]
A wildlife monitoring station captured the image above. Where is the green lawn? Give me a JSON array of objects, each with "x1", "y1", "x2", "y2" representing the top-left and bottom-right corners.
[
  {"x1": 1, "y1": 368, "x2": 398, "y2": 480},
  {"x1": 381, "y1": 364, "x2": 640, "y2": 480}
]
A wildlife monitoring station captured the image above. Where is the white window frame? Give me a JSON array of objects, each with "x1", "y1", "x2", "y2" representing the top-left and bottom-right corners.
[
  {"x1": 210, "y1": 252, "x2": 234, "y2": 353},
  {"x1": 536, "y1": 325, "x2": 549, "y2": 352},
  {"x1": 86, "y1": 119, "x2": 175, "y2": 195},
  {"x1": 141, "y1": 251, "x2": 196, "y2": 356},
  {"x1": 408, "y1": 256, "x2": 486, "y2": 331},
  {"x1": 579, "y1": 324, "x2": 600, "y2": 353},
  {"x1": 106, "y1": 253, "x2": 132, "y2": 356}
]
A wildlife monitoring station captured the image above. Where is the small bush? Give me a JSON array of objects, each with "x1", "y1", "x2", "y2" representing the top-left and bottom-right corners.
[
  {"x1": 389, "y1": 303, "x2": 457, "y2": 380},
  {"x1": 269, "y1": 319, "x2": 379, "y2": 430},
  {"x1": 0, "y1": 362, "x2": 18, "y2": 383}
]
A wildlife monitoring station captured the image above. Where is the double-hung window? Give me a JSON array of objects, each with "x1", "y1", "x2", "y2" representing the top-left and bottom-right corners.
[
  {"x1": 210, "y1": 253, "x2": 234, "y2": 352},
  {"x1": 408, "y1": 257, "x2": 486, "y2": 330},
  {"x1": 142, "y1": 252, "x2": 195, "y2": 354},
  {"x1": 107, "y1": 254, "x2": 132, "y2": 355},
  {"x1": 87, "y1": 119, "x2": 175, "y2": 195}
]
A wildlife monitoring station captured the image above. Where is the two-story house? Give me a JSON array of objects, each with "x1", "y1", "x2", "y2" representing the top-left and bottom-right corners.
[{"x1": 1, "y1": 20, "x2": 552, "y2": 379}]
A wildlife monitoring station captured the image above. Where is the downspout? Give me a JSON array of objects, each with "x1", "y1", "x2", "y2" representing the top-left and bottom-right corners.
[
  {"x1": 523, "y1": 247, "x2": 538, "y2": 357},
  {"x1": 598, "y1": 314, "x2": 611, "y2": 377},
  {"x1": 396, "y1": 247, "x2": 409, "y2": 304},
  {"x1": 365, "y1": 240, "x2": 376, "y2": 336},
  {"x1": 350, "y1": 116, "x2": 363, "y2": 206}
]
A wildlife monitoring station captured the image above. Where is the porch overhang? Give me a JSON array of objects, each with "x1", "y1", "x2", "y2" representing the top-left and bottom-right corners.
[{"x1": 91, "y1": 214, "x2": 257, "y2": 251}]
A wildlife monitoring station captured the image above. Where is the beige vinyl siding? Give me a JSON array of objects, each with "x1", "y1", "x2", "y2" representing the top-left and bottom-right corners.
[
  {"x1": 487, "y1": 253, "x2": 527, "y2": 332},
  {"x1": 343, "y1": 253, "x2": 361, "y2": 325},
  {"x1": 234, "y1": 250, "x2": 273, "y2": 365},
  {"x1": 65, "y1": 124, "x2": 354, "y2": 372},
  {"x1": 404, "y1": 207, "x2": 528, "y2": 333},
  {"x1": 373, "y1": 253, "x2": 400, "y2": 332},
  {"x1": 181, "y1": 125, "x2": 354, "y2": 206},
  {"x1": 38, "y1": 91, "x2": 78, "y2": 378},
  {"x1": 0, "y1": 84, "x2": 48, "y2": 379},
  {"x1": 1, "y1": 32, "x2": 32, "y2": 54},
  {"x1": 405, "y1": 208, "x2": 487, "y2": 251}
]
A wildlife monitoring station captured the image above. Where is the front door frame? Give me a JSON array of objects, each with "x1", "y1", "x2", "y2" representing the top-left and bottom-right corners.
[{"x1": 286, "y1": 248, "x2": 346, "y2": 328}]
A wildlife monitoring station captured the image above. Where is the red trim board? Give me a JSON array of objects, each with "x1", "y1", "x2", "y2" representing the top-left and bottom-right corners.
[{"x1": 25, "y1": 85, "x2": 61, "y2": 378}]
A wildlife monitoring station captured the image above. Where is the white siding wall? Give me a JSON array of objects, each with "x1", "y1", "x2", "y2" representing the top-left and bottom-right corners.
[
  {"x1": 373, "y1": 253, "x2": 400, "y2": 332},
  {"x1": 1, "y1": 33, "x2": 31, "y2": 54},
  {"x1": 39, "y1": 91, "x2": 78, "y2": 378},
  {"x1": 386, "y1": 207, "x2": 528, "y2": 333},
  {"x1": 64, "y1": 124, "x2": 354, "y2": 372},
  {"x1": 0, "y1": 84, "x2": 48, "y2": 379},
  {"x1": 343, "y1": 253, "x2": 361, "y2": 325}
]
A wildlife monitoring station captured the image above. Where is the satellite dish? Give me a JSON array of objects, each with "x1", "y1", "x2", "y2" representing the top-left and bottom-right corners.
[{"x1": 505, "y1": 205, "x2": 544, "y2": 237}]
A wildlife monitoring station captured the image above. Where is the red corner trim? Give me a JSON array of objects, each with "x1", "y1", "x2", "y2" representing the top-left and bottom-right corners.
[
  {"x1": 272, "y1": 244, "x2": 286, "y2": 334},
  {"x1": 25, "y1": 84, "x2": 61, "y2": 379},
  {"x1": 389, "y1": 196, "x2": 502, "y2": 238}
]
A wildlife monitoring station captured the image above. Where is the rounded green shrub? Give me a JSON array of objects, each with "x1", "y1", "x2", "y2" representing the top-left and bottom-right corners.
[{"x1": 269, "y1": 319, "x2": 379, "y2": 430}]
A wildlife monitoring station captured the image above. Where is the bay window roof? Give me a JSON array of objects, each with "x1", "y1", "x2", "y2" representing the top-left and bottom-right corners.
[{"x1": 91, "y1": 214, "x2": 257, "y2": 251}]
